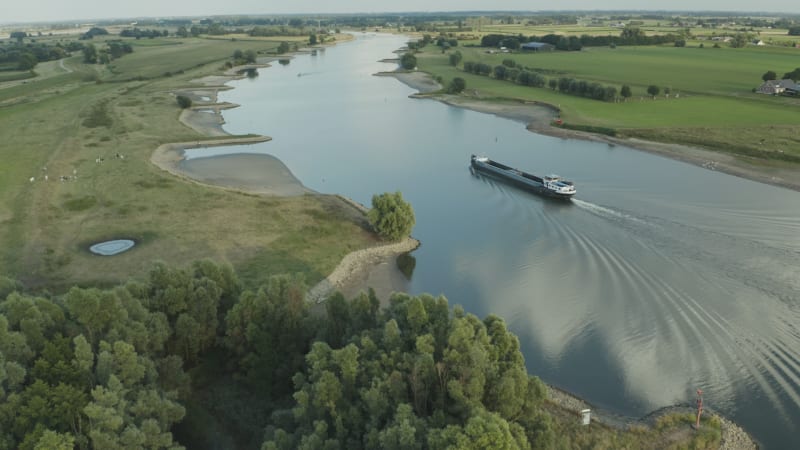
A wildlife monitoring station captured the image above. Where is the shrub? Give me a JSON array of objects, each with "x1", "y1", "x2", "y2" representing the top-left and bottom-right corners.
[
  {"x1": 176, "y1": 95, "x2": 192, "y2": 109},
  {"x1": 447, "y1": 77, "x2": 466, "y2": 94},
  {"x1": 368, "y1": 192, "x2": 415, "y2": 241}
]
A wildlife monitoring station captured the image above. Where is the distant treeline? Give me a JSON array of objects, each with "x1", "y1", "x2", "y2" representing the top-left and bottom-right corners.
[
  {"x1": 481, "y1": 28, "x2": 679, "y2": 50},
  {"x1": 0, "y1": 41, "x2": 82, "y2": 70},
  {"x1": 119, "y1": 28, "x2": 169, "y2": 39}
]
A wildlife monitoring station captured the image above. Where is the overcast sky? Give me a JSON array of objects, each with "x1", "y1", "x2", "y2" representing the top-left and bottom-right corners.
[{"x1": 3, "y1": 1, "x2": 799, "y2": 24}]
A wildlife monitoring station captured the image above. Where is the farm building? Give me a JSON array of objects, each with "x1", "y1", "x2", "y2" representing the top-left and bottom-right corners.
[
  {"x1": 756, "y1": 79, "x2": 797, "y2": 95},
  {"x1": 521, "y1": 42, "x2": 555, "y2": 52}
]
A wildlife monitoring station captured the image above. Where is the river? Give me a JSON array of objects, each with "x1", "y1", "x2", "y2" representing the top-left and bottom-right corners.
[{"x1": 183, "y1": 33, "x2": 800, "y2": 448}]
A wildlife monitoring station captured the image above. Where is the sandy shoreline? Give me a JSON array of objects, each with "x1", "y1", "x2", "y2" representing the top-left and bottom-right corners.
[
  {"x1": 159, "y1": 44, "x2": 421, "y2": 303},
  {"x1": 385, "y1": 71, "x2": 800, "y2": 193}
]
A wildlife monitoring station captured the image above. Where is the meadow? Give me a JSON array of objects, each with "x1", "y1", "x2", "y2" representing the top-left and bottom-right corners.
[
  {"x1": 416, "y1": 40, "x2": 800, "y2": 161},
  {"x1": 0, "y1": 34, "x2": 376, "y2": 290}
]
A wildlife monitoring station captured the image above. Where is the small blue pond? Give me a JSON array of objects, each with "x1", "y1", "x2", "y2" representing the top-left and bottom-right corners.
[{"x1": 89, "y1": 239, "x2": 135, "y2": 256}]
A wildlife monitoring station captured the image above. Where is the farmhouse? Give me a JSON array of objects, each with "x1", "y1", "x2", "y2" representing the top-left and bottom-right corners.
[
  {"x1": 521, "y1": 42, "x2": 555, "y2": 52},
  {"x1": 756, "y1": 79, "x2": 797, "y2": 95}
]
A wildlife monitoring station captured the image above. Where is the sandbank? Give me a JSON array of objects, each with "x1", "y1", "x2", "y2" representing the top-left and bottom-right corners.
[
  {"x1": 386, "y1": 71, "x2": 800, "y2": 193},
  {"x1": 161, "y1": 48, "x2": 420, "y2": 302}
]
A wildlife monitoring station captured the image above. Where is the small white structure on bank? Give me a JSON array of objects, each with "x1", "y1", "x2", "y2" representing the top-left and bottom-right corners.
[{"x1": 581, "y1": 409, "x2": 591, "y2": 425}]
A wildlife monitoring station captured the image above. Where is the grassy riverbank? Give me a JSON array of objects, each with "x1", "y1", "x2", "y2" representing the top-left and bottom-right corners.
[
  {"x1": 0, "y1": 34, "x2": 375, "y2": 290},
  {"x1": 413, "y1": 42, "x2": 800, "y2": 167}
]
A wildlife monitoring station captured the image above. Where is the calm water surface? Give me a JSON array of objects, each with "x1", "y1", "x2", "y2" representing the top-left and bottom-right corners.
[{"x1": 186, "y1": 34, "x2": 800, "y2": 448}]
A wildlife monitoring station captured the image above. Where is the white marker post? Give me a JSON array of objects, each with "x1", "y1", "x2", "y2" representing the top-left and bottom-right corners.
[{"x1": 581, "y1": 409, "x2": 591, "y2": 426}]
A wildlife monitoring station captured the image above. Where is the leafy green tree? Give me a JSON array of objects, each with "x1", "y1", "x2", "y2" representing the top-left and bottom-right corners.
[
  {"x1": 762, "y1": 70, "x2": 777, "y2": 81},
  {"x1": 400, "y1": 52, "x2": 417, "y2": 70},
  {"x1": 176, "y1": 26, "x2": 188, "y2": 38},
  {"x1": 309, "y1": 34, "x2": 318, "y2": 45},
  {"x1": 33, "y1": 430, "x2": 75, "y2": 450},
  {"x1": 176, "y1": 95, "x2": 192, "y2": 109},
  {"x1": 621, "y1": 85, "x2": 632, "y2": 101},
  {"x1": 368, "y1": 192, "x2": 416, "y2": 241},
  {"x1": 10, "y1": 31, "x2": 27, "y2": 43},
  {"x1": 82, "y1": 44, "x2": 97, "y2": 63},
  {"x1": 548, "y1": 78, "x2": 557, "y2": 90},
  {"x1": 730, "y1": 33, "x2": 748, "y2": 48},
  {"x1": 784, "y1": 68, "x2": 800, "y2": 81},
  {"x1": 647, "y1": 85, "x2": 660, "y2": 98},
  {"x1": 448, "y1": 50, "x2": 462, "y2": 66},
  {"x1": 447, "y1": 77, "x2": 466, "y2": 94},
  {"x1": 277, "y1": 41, "x2": 290, "y2": 54}
]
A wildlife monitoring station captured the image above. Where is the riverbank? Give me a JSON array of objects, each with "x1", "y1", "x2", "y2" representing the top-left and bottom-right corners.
[
  {"x1": 385, "y1": 70, "x2": 800, "y2": 193},
  {"x1": 546, "y1": 385, "x2": 758, "y2": 449},
  {"x1": 163, "y1": 56, "x2": 420, "y2": 302}
]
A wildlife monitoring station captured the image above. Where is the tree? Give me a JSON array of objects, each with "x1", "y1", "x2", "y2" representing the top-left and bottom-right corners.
[
  {"x1": 400, "y1": 53, "x2": 417, "y2": 70},
  {"x1": 783, "y1": 68, "x2": 800, "y2": 81},
  {"x1": 447, "y1": 77, "x2": 466, "y2": 94},
  {"x1": 762, "y1": 70, "x2": 777, "y2": 81},
  {"x1": 730, "y1": 33, "x2": 747, "y2": 48},
  {"x1": 10, "y1": 31, "x2": 27, "y2": 43},
  {"x1": 448, "y1": 51, "x2": 462, "y2": 66},
  {"x1": 176, "y1": 26, "x2": 188, "y2": 38},
  {"x1": 647, "y1": 85, "x2": 660, "y2": 99},
  {"x1": 675, "y1": 39, "x2": 686, "y2": 47},
  {"x1": 277, "y1": 42, "x2": 290, "y2": 54},
  {"x1": 82, "y1": 44, "x2": 97, "y2": 64},
  {"x1": 620, "y1": 85, "x2": 632, "y2": 101},
  {"x1": 548, "y1": 78, "x2": 557, "y2": 90},
  {"x1": 368, "y1": 192, "x2": 415, "y2": 241},
  {"x1": 309, "y1": 34, "x2": 317, "y2": 45}
]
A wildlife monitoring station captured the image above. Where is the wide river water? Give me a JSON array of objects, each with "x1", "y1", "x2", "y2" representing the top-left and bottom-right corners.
[{"x1": 184, "y1": 34, "x2": 800, "y2": 448}]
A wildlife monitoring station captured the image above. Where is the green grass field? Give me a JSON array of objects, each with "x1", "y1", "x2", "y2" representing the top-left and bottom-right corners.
[
  {"x1": 416, "y1": 42, "x2": 800, "y2": 161},
  {"x1": 0, "y1": 35, "x2": 375, "y2": 290}
]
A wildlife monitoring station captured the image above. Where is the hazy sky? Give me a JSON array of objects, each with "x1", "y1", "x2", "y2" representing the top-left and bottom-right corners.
[{"x1": 3, "y1": 1, "x2": 799, "y2": 24}]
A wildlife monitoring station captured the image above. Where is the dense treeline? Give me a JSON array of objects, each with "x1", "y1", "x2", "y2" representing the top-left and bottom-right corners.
[
  {"x1": 0, "y1": 42, "x2": 69, "y2": 70},
  {"x1": 262, "y1": 293, "x2": 554, "y2": 449},
  {"x1": 119, "y1": 28, "x2": 169, "y2": 39},
  {"x1": 480, "y1": 26, "x2": 679, "y2": 49},
  {"x1": 0, "y1": 260, "x2": 240, "y2": 449},
  {"x1": 0, "y1": 259, "x2": 561, "y2": 449},
  {"x1": 461, "y1": 60, "x2": 618, "y2": 102},
  {"x1": 0, "y1": 259, "x2": 724, "y2": 448}
]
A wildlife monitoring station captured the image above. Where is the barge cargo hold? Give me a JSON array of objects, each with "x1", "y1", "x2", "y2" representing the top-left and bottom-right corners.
[{"x1": 470, "y1": 154, "x2": 576, "y2": 199}]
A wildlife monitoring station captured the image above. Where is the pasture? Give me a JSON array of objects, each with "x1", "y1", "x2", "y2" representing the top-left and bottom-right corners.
[
  {"x1": 416, "y1": 42, "x2": 800, "y2": 160},
  {"x1": 0, "y1": 35, "x2": 375, "y2": 290}
]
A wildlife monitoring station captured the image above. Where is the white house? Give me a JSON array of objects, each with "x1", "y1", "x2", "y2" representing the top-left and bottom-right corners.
[{"x1": 756, "y1": 79, "x2": 797, "y2": 95}]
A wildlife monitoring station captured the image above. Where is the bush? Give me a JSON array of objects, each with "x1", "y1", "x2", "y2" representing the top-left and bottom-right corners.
[
  {"x1": 447, "y1": 77, "x2": 466, "y2": 94},
  {"x1": 400, "y1": 52, "x2": 417, "y2": 70},
  {"x1": 368, "y1": 192, "x2": 415, "y2": 241},
  {"x1": 176, "y1": 95, "x2": 192, "y2": 109}
]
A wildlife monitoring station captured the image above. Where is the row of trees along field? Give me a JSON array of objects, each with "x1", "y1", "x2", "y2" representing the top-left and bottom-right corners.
[
  {"x1": 459, "y1": 57, "x2": 623, "y2": 102},
  {"x1": 480, "y1": 26, "x2": 682, "y2": 51}
]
